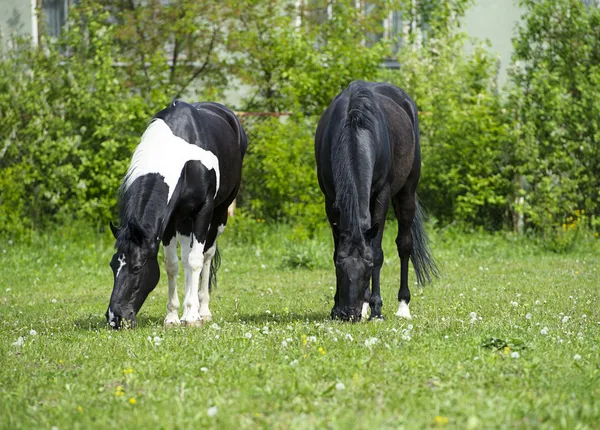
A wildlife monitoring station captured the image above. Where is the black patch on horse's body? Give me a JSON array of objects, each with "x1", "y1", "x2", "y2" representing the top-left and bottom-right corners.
[
  {"x1": 315, "y1": 80, "x2": 439, "y2": 321},
  {"x1": 107, "y1": 100, "x2": 247, "y2": 328}
]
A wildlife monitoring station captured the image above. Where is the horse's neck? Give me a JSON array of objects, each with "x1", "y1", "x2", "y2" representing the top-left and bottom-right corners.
[{"x1": 122, "y1": 177, "x2": 169, "y2": 240}]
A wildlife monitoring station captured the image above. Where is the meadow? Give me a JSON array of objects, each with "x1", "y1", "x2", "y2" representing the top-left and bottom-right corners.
[{"x1": 0, "y1": 225, "x2": 599, "y2": 429}]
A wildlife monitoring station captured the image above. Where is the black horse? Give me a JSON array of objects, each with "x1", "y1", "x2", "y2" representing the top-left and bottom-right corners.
[
  {"x1": 315, "y1": 81, "x2": 438, "y2": 321},
  {"x1": 106, "y1": 101, "x2": 247, "y2": 329}
]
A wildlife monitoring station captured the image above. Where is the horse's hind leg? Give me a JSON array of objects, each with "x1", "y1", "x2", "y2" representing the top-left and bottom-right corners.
[
  {"x1": 198, "y1": 206, "x2": 228, "y2": 322},
  {"x1": 163, "y1": 231, "x2": 180, "y2": 327},
  {"x1": 392, "y1": 185, "x2": 417, "y2": 319}
]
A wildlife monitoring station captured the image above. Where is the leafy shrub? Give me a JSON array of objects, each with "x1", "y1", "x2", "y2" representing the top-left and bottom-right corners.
[
  {"x1": 0, "y1": 3, "x2": 169, "y2": 234},
  {"x1": 507, "y1": 0, "x2": 600, "y2": 233},
  {"x1": 386, "y1": 34, "x2": 511, "y2": 229},
  {"x1": 240, "y1": 116, "x2": 324, "y2": 233}
]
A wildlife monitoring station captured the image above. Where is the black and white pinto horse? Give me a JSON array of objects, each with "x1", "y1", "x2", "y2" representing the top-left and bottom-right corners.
[
  {"x1": 315, "y1": 81, "x2": 438, "y2": 321},
  {"x1": 106, "y1": 101, "x2": 247, "y2": 329}
]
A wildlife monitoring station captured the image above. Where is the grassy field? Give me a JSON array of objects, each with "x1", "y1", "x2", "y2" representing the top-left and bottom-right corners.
[{"x1": 1, "y1": 224, "x2": 599, "y2": 429}]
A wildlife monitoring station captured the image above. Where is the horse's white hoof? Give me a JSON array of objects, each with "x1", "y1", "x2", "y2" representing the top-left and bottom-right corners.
[
  {"x1": 200, "y1": 314, "x2": 212, "y2": 323},
  {"x1": 395, "y1": 300, "x2": 412, "y2": 319},
  {"x1": 164, "y1": 318, "x2": 181, "y2": 329}
]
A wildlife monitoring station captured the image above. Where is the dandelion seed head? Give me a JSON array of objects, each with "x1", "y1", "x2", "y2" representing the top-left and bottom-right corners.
[{"x1": 207, "y1": 406, "x2": 218, "y2": 417}]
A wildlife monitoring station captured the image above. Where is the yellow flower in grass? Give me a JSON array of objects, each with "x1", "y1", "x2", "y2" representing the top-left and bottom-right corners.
[
  {"x1": 123, "y1": 368, "x2": 133, "y2": 375},
  {"x1": 434, "y1": 416, "x2": 449, "y2": 426},
  {"x1": 115, "y1": 385, "x2": 125, "y2": 397},
  {"x1": 77, "y1": 406, "x2": 84, "y2": 413},
  {"x1": 504, "y1": 346, "x2": 511, "y2": 354},
  {"x1": 318, "y1": 347, "x2": 326, "y2": 355},
  {"x1": 301, "y1": 334, "x2": 308, "y2": 346},
  {"x1": 129, "y1": 397, "x2": 136, "y2": 405}
]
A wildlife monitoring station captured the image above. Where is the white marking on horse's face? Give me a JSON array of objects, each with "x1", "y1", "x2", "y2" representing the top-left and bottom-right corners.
[
  {"x1": 124, "y1": 119, "x2": 220, "y2": 201},
  {"x1": 396, "y1": 300, "x2": 412, "y2": 319},
  {"x1": 115, "y1": 254, "x2": 127, "y2": 278}
]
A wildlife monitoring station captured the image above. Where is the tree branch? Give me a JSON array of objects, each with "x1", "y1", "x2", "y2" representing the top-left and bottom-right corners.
[{"x1": 175, "y1": 26, "x2": 218, "y2": 98}]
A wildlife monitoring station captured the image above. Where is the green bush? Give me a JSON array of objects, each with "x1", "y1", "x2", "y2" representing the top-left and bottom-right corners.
[
  {"x1": 240, "y1": 116, "x2": 324, "y2": 235},
  {"x1": 507, "y1": 0, "x2": 600, "y2": 233},
  {"x1": 0, "y1": 3, "x2": 169, "y2": 234},
  {"x1": 386, "y1": 34, "x2": 511, "y2": 229}
]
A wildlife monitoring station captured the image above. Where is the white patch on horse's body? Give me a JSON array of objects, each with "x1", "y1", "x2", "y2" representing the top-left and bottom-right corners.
[
  {"x1": 396, "y1": 300, "x2": 411, "y2": 319},
  {"x1": 361, "y1": 302, "x2": 370, "y2": 320},
  {"x1": 163, "y1": 237, "x2": 180, "y2": 327},
  {"x1": 116, "y1": 254, "x2": 126, "y2": 278},
  {"x1": 179, "y1": 233, "x2": 205, "y2": 326},
  {"x1": 124, "y1": 119, "x2": 220, "y2": 201}
]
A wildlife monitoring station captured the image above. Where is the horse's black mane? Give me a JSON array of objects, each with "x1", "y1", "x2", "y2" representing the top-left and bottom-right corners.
[{"x1": 332, "y1": 84, "x2": 379, "y2": 241}]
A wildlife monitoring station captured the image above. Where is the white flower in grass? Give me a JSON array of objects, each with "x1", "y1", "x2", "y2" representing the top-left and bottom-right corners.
[
  {"x1": 335, "y1": 382, "x2": 346, "y2": 391},
  {"x1": 12, "y1": 336, "x2": 25, "y2": 347},
  {"x1": 51, "y1": 299, "x2": 57, "y2": 304},
  {"x1": 540, "y1": 327, "x2": 549, "y2": 335},
  {"x1": 526, "y1": 313, "x2": 532, "y2": 320},
  {"x1": 561, "y1": 316, "x2": 570, "y2": 323},
  {"x1": 573, "y1": 354, "x2": 582, "y2": 361},
  {"x1": 345, "y1": 334, "x2": 353, "y2": 341},
  {"x1": 309, "y1": 336, "x2": 317, "y2": 343},
  {"x1": 211, "y1": 323, "x2": 221, "y2": 330},
  {"x1": 290, "y1": 359, "x2": 299, "y2": 366},
  {"x1": 153, "y1": 336, "x2": 162, "y2": 346},
  {"x1": 29, "y1": 329, "x2": 37, "y2": 336},
  {"x1": 200, "y1": 367, "x2": 208, "y2": 373},
  {"x1": 245, "y1": 332, "x2": 252, "y2": 339},
  {"x1": 207, "y1": 406, "x2": 218, "y2": 417},
  {"x1": 511, "y1": 351, "x2": 520, "y2": 359},
  {"x1": 265, "y1": 310, "x2": 271, "y2": 314},
  {"x1": 510, "y1": 301, "x2": 519, "y2": 307},
  {"x1": 364, "y1": 337, "x2": 378, "y2": 348},
  {"x1": 281, "y1": 340, "x2": 288, "y2": 348}
]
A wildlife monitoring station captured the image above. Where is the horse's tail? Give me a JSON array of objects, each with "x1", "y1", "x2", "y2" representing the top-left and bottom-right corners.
[
  {"x1": 410, "y1": 198, "x2": 440, "y2": 285},
  {"x1": 209, "y1": 246, "x2": 221, "y2": 291}
]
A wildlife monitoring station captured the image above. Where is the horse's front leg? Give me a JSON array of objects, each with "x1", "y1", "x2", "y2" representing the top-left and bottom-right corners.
[
  {"x1": 180, "y1": 206, "x2": 213, "y2": 327},
  {"x1": 368, "y1": 186, "x2": 390, "y2": 320}
]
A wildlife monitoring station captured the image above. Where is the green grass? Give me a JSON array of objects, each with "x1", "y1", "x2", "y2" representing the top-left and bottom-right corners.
[{"x1": 1, "y1": 226, "x2": 599, "y2": 429}]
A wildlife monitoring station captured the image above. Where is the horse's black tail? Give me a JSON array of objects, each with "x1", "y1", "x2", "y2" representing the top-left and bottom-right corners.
[
  {"x1": 410, "y1": 198, "x2": 440, "y2": 285},
  {"x1": 209, "y1": 246, "x2": 221, "y2": 291}
]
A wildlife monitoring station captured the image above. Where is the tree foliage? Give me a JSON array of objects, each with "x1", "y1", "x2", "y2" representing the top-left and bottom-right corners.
[{"x1": 508, "y1": 0, "x2": 600, "y2": 233}]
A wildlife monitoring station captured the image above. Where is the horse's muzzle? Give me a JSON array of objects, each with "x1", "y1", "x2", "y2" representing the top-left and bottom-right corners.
[{"x1": 331, "y1": 304, "x2": 363, "y2": 322}]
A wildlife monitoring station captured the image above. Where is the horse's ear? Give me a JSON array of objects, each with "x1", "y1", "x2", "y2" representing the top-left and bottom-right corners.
[
  {"x1": 128, "y1": 221, "x2": 145, "y2": 246},
  {"x1": 365, "y1": 223, "x2": 379, "y2": 241},
  {"x1": 109, "y1": 222, "x2": 120, "y2": 239}
]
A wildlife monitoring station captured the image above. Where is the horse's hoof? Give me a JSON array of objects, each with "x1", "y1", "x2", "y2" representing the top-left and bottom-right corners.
[
  {"x1": 395, "y1": 301, "x2": 412, "y2": 319},
  {"x1": 182, "y1": 319, "x2": 205, "y2": 328},
  {"x1": 369, "y1": 314, "x2": 385, "y2": 321},
  {"x1": 200, "y1": 315, "x2": 212, "y2": 323},
  {"x1": 164, "y1": 319, "x2": 181, "y2": 329}
]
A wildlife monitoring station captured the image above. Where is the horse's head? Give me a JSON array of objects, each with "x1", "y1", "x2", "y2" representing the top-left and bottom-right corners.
[
  {"x1": 106, "y1": 221, "x2": 160, "y2": 329},
  {"x1": 331, "y1": 225, "x2": 378, "y2": 321}
]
